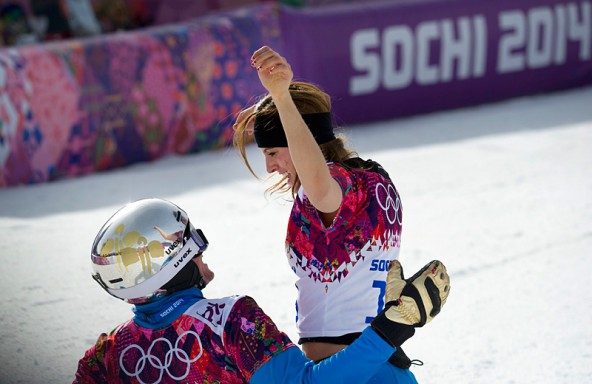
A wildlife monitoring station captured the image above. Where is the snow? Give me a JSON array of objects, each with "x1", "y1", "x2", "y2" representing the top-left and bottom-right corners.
[{"x1": 1, "y1": 85, "x2": 591, "y2": 383}]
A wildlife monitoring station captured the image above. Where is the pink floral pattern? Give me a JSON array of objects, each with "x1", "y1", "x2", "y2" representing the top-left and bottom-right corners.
[
  {"x1": 0, "y1": 6, "x2": 280, "y2": 187},
  {"x1": 74, "y1": 296, "x2": 293, "y2": 383},
  {"x1": 287, "y1": 163, "x2": 403, "y2": 283}
]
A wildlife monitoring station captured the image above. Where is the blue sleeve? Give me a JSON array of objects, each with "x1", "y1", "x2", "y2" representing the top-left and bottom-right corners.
[{"x1": 249, "y1": 327, "x2": 400, "y2": 384}]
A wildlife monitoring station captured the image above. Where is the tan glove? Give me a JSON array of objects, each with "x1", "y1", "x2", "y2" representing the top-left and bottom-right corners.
[
  {"x1": 371, "y1": 260, "x2": 450, "y2": 346},
  {"x1": 387, "y1": 260, "x2": 450, "y2": 326}
]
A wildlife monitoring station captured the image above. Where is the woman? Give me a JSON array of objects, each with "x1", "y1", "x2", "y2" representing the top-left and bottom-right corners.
[{"x1": 233, "y1": 46, "x2": 409, "y2": 379}]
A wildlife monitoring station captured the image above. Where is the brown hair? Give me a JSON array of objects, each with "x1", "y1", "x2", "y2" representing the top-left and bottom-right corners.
[{"x1": 232, "y1": 81, "x2": 358, "y2": 198}]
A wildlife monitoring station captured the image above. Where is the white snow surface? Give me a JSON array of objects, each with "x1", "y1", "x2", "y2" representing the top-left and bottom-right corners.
[{"x1": 0, "y1": 86, "x2": 591, "y2": 384}]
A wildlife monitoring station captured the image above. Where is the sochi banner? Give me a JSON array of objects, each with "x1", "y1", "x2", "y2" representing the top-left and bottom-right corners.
[{"x1": 279, "y1": 0, "x2": 592, "y2": 124}]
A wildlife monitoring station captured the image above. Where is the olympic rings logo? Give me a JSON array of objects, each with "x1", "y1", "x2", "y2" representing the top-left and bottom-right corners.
[
  {"x1": 375, "y1": 183, "x2": 402, "y2": 226},
  {"x1": 120, "y1": 330, "x2": 203, "y2": 384}
]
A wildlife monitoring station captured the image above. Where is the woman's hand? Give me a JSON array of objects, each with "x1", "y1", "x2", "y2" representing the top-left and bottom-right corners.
[{"x1": 251, "y1": 46, "x2": 293, "y2": 99}]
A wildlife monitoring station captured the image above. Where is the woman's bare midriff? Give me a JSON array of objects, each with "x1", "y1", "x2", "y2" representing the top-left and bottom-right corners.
[{"x1": 302, "y1": 342, "x2": 348, "y2": 362}]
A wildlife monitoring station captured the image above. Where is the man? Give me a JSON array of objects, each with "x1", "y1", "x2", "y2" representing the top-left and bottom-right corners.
[{"x1": 74, "y1": 198, "x2": 450, "y2": 383}]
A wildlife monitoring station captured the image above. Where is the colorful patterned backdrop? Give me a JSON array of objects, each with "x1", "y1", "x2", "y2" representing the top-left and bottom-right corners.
[
  {"x1": 0, "y1": 4, "x2": 279, "y2": 187},
  {"x1": 2, "y1": 1, "x2": 591, "y2": 188}
]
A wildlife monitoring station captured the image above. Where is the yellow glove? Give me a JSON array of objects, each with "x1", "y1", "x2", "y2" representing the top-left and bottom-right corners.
[
  {"x1": 371, "y1": 260, "x2": 450, "y2": 346},
  {"x1": 386, "y1": 260, "x2": 450, "y2": 326}
]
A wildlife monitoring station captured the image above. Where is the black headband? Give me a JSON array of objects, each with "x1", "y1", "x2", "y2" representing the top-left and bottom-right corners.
[{"x1": 253, "y1": 112, "x2": 336, "y2": 148}]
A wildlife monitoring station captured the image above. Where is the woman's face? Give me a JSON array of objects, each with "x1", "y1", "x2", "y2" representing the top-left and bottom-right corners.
[{"x1": 261, "y1": 147, "x2": 297, "y2": 187}]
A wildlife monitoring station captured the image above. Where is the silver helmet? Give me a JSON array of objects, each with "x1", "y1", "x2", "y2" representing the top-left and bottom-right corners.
[{"x1": 91, "y1": 198, "x2": 208, "y2": 304}]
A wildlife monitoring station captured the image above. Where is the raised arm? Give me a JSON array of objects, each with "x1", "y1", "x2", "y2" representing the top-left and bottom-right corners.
[{"x1": 251, "y1": 46, "x2": 343, "y2": 214}]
